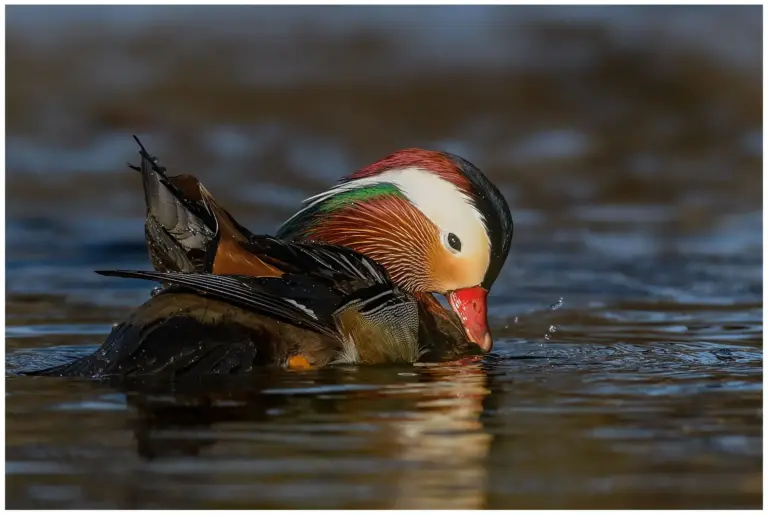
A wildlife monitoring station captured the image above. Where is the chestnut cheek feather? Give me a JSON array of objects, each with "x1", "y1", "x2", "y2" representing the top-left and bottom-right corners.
[
  {"x1": 306, "y1": 196, "x2": 490, "y2": 295},
  {"x1": 306, "y1": 197, "x2": 442, "y2": 293}
]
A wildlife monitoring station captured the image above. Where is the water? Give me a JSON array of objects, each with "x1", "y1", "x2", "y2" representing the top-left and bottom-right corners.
[{"x1": 5, "y1": 5, "x2": 762, "y2": 509}]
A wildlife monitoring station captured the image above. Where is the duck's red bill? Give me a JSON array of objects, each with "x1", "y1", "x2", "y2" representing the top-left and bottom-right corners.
[{"x1": 446, "y1": 286, "x2": 493, "y2": 353}]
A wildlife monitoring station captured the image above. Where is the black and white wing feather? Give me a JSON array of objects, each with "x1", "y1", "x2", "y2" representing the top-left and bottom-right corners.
[
  {"x1": 239, "y1": 236, "x2": 391, "y2": 286},
  {"x1": 96, "y1": 270, "x2": 340, "y2": 339}
]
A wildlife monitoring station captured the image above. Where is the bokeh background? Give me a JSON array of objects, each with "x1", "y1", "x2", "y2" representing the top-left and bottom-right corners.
[{"x1": 6, "y1": 5, "x2": 762, "y2": 509}]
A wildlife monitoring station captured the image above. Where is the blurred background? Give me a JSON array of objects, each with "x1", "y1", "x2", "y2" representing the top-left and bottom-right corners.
[{"x1": 6, "y1": 5, "x2": 762, "y2": 510}]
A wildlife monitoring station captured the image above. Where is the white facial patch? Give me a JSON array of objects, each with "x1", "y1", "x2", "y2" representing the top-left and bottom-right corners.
[
  {"x1": 392, "y1": 167, "x2": 490, "y2": 255},
  {"x1": 341, "y1": 167, "x2": 491, "y2": 258}
]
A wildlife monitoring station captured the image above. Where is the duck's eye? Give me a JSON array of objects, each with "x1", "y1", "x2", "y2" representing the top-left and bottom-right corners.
[{"x1": 444, "y1": 232, "x2": 462, "y2": 254}]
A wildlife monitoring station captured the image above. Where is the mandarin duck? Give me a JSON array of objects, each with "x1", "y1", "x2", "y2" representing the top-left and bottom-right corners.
[{"x1": 28, "y1": 136, "x2": 512, "y2": 377}]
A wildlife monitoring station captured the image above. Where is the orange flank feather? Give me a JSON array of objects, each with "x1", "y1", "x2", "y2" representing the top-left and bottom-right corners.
[
  {"x1": 212, "y1": 238, "x2": 283, "y2": 277},
  {"x1": 196, "y1": 185, "x2": 284, "y2": 278}
]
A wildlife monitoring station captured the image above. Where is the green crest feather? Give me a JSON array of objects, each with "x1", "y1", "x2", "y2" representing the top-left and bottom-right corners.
[
  {"x1": 277, "y1": 182, "x2": 404, "y2": 240},
  {"x1": 318, "y1": 183, "x2": 403, "y2": 212}
]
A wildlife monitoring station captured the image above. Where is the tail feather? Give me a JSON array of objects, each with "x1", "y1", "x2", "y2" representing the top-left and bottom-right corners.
[{"x1": 130, "y1": 135, "x2": 218, "y2": 273}]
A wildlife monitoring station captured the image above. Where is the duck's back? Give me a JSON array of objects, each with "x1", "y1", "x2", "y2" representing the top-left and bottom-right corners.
[{"x1": 29, "y1": 292, "x2": 340, "y2": 377}]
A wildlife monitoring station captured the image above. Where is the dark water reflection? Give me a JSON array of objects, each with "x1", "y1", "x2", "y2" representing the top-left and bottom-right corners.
[{"x1": 5, "y1": 5, "x2": 763, "y2": 509}]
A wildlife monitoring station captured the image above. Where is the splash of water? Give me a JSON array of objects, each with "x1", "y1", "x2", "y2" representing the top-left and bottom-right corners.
[{"x1": 543, "y1": 299, "x2": 564, "y2": 343}]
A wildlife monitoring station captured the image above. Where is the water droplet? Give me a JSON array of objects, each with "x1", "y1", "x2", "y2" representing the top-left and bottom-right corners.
[
  {"x1": 549, "y1": 297, "x2": 564, "y2": 311},
  {"x1": 513, "y1": 316, "x2": 519, "y2": 324},
  {"x1": 548, "y1": 325, "x2": 557, "y2": 333},
  {"x1": 544, "y1": 333, "x2": 552, "y2": 341}
]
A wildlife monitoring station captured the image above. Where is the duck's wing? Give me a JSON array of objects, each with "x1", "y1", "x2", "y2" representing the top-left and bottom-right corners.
[
  {"x1": 97, "y1": 236, "x2": 425, "y2": 360},
  {"x1": 96, "y1": 230, "x2": 398, "y2": 335},
  {"x1": 236, "y1": 236, "x2": 390, "y2": 286},
  {"x1": 98, "y1": 267, "x2": 426, "y2": 365},
  {"x1": 130, "y1": 136, "x2": 280, "y2": 277},
  {"x1": 96, "y1": 270, "x2": 341, "y2": 340}
]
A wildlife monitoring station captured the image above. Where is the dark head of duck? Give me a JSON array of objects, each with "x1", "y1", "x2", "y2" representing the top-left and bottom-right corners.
[{"x1": 277, "y1": 148, "x2": 514, "y2": 353}]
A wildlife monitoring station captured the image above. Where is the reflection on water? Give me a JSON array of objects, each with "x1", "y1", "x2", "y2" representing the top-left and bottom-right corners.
[
  {"x1": 7, "y1": 366, "x2": 495, "y2": 509},
  {"x1": 5, "y1": 4, "x2": 762, "y2": 510}
]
